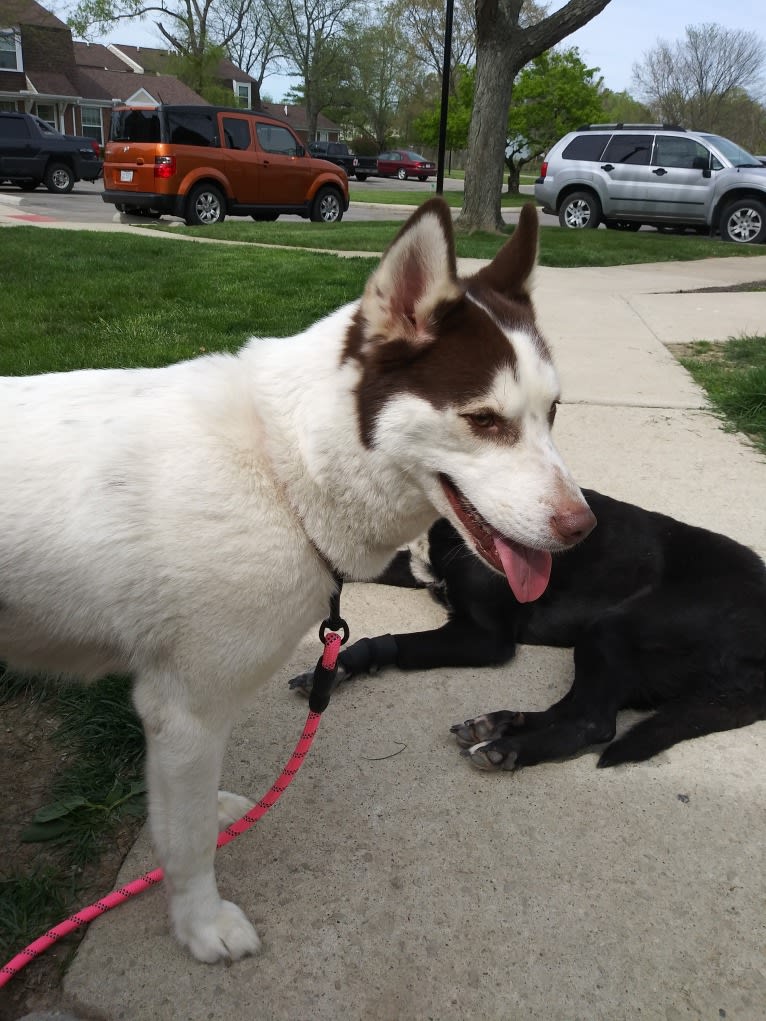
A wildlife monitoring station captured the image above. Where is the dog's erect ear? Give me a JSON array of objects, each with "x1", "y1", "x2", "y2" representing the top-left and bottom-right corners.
[
  {"x1": 360, "y1": 198, "x2": 463, "y2": 348},
  {"x1": 472, "y1": 203, "x2": 538, "y2": 303}
]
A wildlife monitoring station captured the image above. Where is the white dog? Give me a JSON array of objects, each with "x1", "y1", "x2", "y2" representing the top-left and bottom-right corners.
[{"x1": 0, "y1": 200, "x2": 594, "y2": 962}]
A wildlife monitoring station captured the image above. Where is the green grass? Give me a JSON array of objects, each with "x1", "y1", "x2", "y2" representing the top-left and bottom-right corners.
[
  {"x1": 146, "y1": 219, "x2": 766, "y2": 268},
  {"x1": 679, "y1": 336, "x2": 766, "y2": 452},
  {"x1": 348, "y1": 186, "x2": 528, "y2": 208},
  {"x1": 0, "y1": 228, "x2": 373, "y2": 375}
]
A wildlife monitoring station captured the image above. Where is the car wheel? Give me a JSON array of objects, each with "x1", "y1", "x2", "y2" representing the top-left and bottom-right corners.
[
  {"x1": 418, "y1": 175, "x2": 428, "y2": 181},
  {"x1": 18, "y1": 179, "x2": 40, "y2": 192},
  {"x1": 251, "y1": 212, "x2": 279, "y2": 221},
  {"x1": 397, "y1": 168, "x2": 407, "y2": 180},
  {"x1": 310, "y1": 186, "x2": 343, "y2": 223},
  {"x1": 185, "y1": 184, "x2": 226, "y2": 226},
  {"x1": 44, "y1": 163, "x2": 74, "y2": 194},
  {"x1": 559, "y1": 191, "x2": 601, "y2": 229},
  {"x1": 355, "y1": 173, "x2": 368, "y2": 181},
  {"x1": 720, "y1": 198, "x2": 766, "y2": 244}
]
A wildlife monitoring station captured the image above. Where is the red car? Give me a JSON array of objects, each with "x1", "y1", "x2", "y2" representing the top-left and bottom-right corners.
[{"x1": 376, "y1": 149, "x2": 436, "y2": 181}]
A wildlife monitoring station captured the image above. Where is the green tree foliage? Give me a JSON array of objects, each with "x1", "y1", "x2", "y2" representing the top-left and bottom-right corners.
[
  {"x1": 413, "y1": 65, "x2": 474, "y2": 151},
  {"x1": 598, "y1": 89, "x2": 652, "y2": 125},
  {"x1": 504, "y1": 48, "x2": 603, "y2": 192}
]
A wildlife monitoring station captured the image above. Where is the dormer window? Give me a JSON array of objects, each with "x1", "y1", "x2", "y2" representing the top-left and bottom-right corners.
[
  {"x1": 0, "y1": 28, "x2": 23, "y2": 72},
  {"x1": 234, "y1": 81, "x2": 250, "y2": 108}
]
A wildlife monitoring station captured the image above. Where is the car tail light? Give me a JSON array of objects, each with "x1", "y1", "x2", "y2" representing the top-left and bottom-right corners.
[
  {"x1": 154, "y1": 155, "x2": 176, "y2": 179},
  {"x1": 539, "y1": 160, "x2": 548, "y2": 179},
  {"x1": 90, "y1": 139, "x2": 100, "y2": 156}
]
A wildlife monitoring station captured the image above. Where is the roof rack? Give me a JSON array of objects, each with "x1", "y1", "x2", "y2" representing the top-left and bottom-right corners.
[{"x1": 575, "y1": 123, "x2": 686, "y2": 132}]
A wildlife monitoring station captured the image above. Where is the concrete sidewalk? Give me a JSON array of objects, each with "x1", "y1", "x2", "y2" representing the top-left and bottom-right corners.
[{"x1": 25, "y1": 248, "x2": 766, "y2": 1020}]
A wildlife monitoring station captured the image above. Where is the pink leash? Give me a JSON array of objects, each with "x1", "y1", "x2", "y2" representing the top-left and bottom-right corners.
[{"x1": 0, "y1": 629, "x2": 344, "y2": 988}]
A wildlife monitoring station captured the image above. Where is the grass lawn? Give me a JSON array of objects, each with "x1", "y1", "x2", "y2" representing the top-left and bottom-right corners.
[
  {"x1": 347, "y1": 187, "x2": 528, "y2": 208},
  {"x1": 147, "y1": 219, "x2": 766, "y2": 267},
  {"x1": 676, "y1": 336, "x2": 766, "y2": 453}
]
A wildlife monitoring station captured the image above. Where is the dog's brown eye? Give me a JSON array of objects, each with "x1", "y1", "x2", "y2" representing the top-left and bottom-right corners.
[
  {"x1": 464, "y1": 411, "x2": 499, "y2": 430},
  {"x1": 548, "y1": 401, "x2": 559, "y2": 426}
]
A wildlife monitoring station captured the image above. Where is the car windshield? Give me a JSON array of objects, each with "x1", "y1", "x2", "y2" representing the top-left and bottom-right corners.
[
  {"x1": 405, "y1": 151, "x2": 427, "y2": 160},
  {"x1": 698, "y1": 134, "x2": 763, "y2": 168},
  {"x1": 33, "y1": 117, "x2": 62, "y2": 136}
]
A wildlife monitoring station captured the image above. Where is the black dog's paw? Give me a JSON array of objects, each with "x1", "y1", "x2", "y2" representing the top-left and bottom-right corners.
[
  {"x1": 460, "y1": 738, "x2": 520, "y2": 772},
  {"x1": 450, "y1": 710, "x2": 526, "y2": 748},
  {"x1": 288, "y1": 662, "x2": 350, "y2": 697}
]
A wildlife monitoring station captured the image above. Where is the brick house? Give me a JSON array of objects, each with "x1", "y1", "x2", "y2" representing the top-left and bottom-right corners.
[{"x1": 0, "y1": 0, "x2": 260, "y2": 143}]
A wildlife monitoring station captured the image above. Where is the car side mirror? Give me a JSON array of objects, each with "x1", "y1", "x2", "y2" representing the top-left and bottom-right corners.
[{"x1": 702, "y1": 169, "x2": 711, "y2": 178}]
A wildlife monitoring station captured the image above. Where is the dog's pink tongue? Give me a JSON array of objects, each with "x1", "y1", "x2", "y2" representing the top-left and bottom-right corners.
[{"x1": 493, "y1": 536, "x2": 552, "y2": 603}]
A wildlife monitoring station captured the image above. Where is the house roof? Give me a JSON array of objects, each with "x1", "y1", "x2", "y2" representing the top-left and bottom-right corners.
[
  {"x1": 73, "y1": 41, "x2": 133, "y2": 72},
  {"x1": 26, "y1": 70, "x2": 79, "y2": 98},
  {"x1": 1, "y1": 0, "x2": 67, "y2": 30},
  {"x1": 104, "y1": 44, "x2": 260, "y2": 87},
  {"x1": 75, "y1": 66, "x2": 208, "y2": 105}
]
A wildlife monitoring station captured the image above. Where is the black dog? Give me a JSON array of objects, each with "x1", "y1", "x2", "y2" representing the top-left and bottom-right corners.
[{"x1": 291, "y1": 490, "x2": 766, "y2": 770}]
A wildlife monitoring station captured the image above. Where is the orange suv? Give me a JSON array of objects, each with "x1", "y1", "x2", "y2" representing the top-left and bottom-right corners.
[{"x1": 101, "y1": 105, "x2": 349, "y2": 225}]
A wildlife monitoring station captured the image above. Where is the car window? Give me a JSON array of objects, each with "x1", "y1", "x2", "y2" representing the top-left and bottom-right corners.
[
  {"x1": 406, "y1": 151, "x2": 425, "y2": 160},
  {"x1": 561, "y1": 134, "x2": 610, "y2": 161},
  {"x1": 654, "y1": 136, "x2": 710, "y2": 170},
  {"x1": 167, "y1": 110, "x2": 218, "y2": 147},
  {"x1": 0, "y1": 117, "x2": 30, "y2": 139},
  {"x1": 601, "y1": 134, "x2": 652, "y2": 165},
  {"x1": 255, "y1": 123, "x2": 300, "y2": 156},
  {"x1": 698, "y1": 133, "x2": 763, "y2": 168},
  {"x1": 223, "y1": 117, "x2": 252, "y2": 151},
  {"x1": 110, "y1": 109, "x2": 161, "y2": 143}
]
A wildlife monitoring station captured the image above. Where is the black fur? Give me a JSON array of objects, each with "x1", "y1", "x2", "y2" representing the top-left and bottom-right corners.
[{"x1": 291, "y1": 490, "x2": 766, "y2": 770}]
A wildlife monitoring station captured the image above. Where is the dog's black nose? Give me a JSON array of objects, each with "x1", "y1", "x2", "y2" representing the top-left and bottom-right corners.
[{"x1": 551, "y1": 505, "x2": 597, "y2": 544}]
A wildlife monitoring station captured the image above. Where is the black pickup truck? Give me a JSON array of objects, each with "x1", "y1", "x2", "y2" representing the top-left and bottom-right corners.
[
  {"x1": 308, "y1": 140, "x2": 377, "y2": 181},
  {"x1": 0, "y1": 111, "x2": 103, "y2": 193}
]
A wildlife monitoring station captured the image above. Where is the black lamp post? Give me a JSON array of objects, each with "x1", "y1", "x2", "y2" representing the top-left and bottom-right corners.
[{"x1": 435, "y1": 0, "x2": 454, "y2": 195}]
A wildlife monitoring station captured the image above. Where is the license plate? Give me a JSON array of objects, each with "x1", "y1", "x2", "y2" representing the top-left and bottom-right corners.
[{"x1": 120, "y1": 170, "x2": 133, "y2": 182}]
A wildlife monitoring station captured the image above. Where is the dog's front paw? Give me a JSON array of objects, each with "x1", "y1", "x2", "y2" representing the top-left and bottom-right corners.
[
  {"x1": 288, "y1": 662, "x2": 350, "y2": 697},
  {"x1": 460, "y1": 739, "x2": 520, "y2": 772},
  {"x1": 217, "y1": 790, "x2": 254, "y2": 830},
  {"x1": 450, "y1": 710, "x2": 525, "y2": 748},
  {"x1": 175, "y1": 900, "x2": 261, "y2": 963}
]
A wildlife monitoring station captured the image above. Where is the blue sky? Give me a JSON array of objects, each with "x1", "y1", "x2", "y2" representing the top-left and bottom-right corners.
[{"x1": 83, "y1": 0, "x2": 765, "y2": 102}]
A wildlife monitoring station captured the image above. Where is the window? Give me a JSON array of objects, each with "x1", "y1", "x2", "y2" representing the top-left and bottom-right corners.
[
  {"x1": 0, "y1": 29, "x2": 22, "y2": 72},
  {"x1": 255, "y1": 123, "x2": 299, "y2": 155},
  {"x1": 81, "y1": 106, "x2": 103, "y2": 144},
  {"x1": 223, "y1": 116, "x2": 251, "y2": 151},
  {"x1": 0, "y1": 116, "x2": 30, "y2": 139},
  {"x1": 34, "y1": 104, "x2": 57, "y2": 130},
  {"x1": 654, "y1": 136, "x2": 710, "y2": 170},
  {"x1": 234, "y1": 82, "x2": 250, "y2": 108},
  {"x1": 167, "y1": 109, "x2": 218, "y2": 147},
  {"x1": 601, "y1": 134, "x2": 652, "y2": 166},
  {"x1": 562, "y1": 134, "x2": 610, "y2": 161},
  {"x1": 110, "y1": 108, "x2": 161, "y2": 143}
]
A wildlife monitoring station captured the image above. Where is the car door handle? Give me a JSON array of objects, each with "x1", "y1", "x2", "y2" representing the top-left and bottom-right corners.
[
  {"x1": 652, "y1": 168, "x2": 667, "y2": 176},
  {"x1": 600, "y1": 164, "x2": 614, "y2": 172}
]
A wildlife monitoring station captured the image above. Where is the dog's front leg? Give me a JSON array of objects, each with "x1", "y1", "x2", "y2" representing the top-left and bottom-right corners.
[{"x1": 134, "y1": 678, "x2": 260, "y2": 963}]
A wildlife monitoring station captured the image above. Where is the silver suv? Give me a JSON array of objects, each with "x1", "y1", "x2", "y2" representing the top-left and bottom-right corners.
[{"x1": 535, "y1": 124, "x2": 766, "y2": 244}]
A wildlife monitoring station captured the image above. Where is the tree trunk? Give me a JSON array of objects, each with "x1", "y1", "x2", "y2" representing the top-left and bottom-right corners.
[
  {"x1": 459, "y1": 0, "x2": 614, "y2": 231},
  {"x1": 506, "y1": 160, "x2": 520, "y2": 194}
]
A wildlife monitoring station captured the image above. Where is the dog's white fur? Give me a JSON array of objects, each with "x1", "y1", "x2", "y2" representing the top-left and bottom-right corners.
[{"x1": 0, "y1": 202, "x2": 589, "y2": 961}]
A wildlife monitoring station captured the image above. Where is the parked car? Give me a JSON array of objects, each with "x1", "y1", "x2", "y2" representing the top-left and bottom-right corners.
[
  {"x1": 101, "y1": 105, "x2": 349, "y2": 225},
  {"x1": 308, "y1": 140, "x2": 378, "y2": 180},
  {"x1": 0, "y1": 111, "x2": 102, "y2": 193},
  {"x1": 377, "y1": 149, "x2": 436, "y2": 181},
  {"x1": 535, "y1": 123, "x2": 766, "y2": 243}
]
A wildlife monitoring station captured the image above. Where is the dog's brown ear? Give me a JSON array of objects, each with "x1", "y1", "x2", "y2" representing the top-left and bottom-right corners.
[
  {"x1": 472, "y1": 203, "x2": 538, "y2": 303},
  {"x1": 359, "y1": 199, "x2": 463, "y2": 349}
]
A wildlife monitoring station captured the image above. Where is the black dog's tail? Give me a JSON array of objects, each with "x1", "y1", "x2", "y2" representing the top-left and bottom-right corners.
[{"x1": 598, "y1": 687, "x2": 766, "y2": 768}]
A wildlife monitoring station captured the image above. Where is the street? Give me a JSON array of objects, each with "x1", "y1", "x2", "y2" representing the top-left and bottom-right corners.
[{"x1": 0, "y1": 177, "x2": 550, "y2": 228}]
